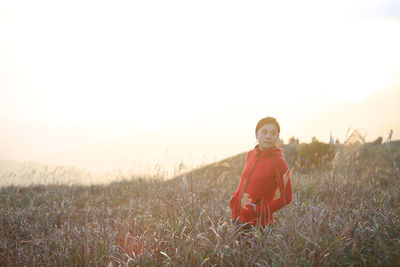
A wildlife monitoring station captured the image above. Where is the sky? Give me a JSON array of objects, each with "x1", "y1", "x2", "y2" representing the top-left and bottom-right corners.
[{"x1": 1, "y1": 0, "x2": 400, "y2": 177}]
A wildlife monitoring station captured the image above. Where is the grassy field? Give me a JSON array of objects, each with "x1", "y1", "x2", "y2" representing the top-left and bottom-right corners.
[{"x1": 1, "y1": 143, "x2": 400, "y2": 266}]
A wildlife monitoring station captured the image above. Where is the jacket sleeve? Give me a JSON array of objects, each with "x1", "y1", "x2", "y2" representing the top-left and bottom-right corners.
[
  {"x1": 242, "y1": 160, "x2": 293, "y2": 218},
  {"x1": 268, "y1": 162, "x2": 293, "y2": 213},
  {"x1": 230, "y1": 151, "x2": 250, "y2": 201}
]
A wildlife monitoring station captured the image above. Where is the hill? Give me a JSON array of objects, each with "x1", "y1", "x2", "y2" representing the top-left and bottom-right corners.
[
  {"x1": 0, "y1": 141, "x2": 399, "y2": 265},
  {"x1": 172, "y1": 140, "x2": 400, "y2": 182}
]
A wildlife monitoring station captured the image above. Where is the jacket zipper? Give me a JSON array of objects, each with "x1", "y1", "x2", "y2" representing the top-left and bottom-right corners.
[{"x1": 239, "y1": 150, "x2": 262, "y2": 213}]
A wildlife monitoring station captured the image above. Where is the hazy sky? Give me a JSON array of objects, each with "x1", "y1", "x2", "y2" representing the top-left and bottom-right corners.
[{"x1": 1, "y1": 0, "x2": 399, "y2": 176}]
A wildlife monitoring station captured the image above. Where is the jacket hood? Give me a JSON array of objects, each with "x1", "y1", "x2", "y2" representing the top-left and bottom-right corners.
[{"x1": 254, "y1": 144, "x2": 284, "y2": 158}]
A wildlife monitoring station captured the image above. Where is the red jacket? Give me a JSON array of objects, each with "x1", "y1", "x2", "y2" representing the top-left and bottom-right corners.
[{"x1": 230, "y1": 145, "x2": 293, "y2": 226}]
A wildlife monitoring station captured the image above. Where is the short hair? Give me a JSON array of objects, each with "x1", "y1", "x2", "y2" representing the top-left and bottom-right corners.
[{"x1": 255, "y1": 117, "x2": 280, "y2": 136}]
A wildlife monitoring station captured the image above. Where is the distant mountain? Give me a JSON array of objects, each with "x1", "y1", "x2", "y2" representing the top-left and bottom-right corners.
[
  {"x1": 0, "y1": 87, "x2": 398, "y2": 177},
  {"x1": 0, "y1": 159, "x2": 57, "y2": 176},
  {"x1": 0, "y1": 159, "x2": 106, "y2": 187},
  {"x1": 0, "y1": 159, "x2": 31, "y2": 176}
]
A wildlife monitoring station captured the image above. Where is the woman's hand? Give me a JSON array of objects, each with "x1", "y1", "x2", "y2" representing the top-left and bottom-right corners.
[
  {"x1": 241, "y1": 193, "x2": 253, "y2": 208},
  {"x1": 241, "y1": 193, "x2": 258, "y2": 215}
]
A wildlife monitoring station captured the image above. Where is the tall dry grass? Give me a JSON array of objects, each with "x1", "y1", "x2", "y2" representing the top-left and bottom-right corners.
[{"x1": 0, "y1": 146, "x2": 399, "y2": 266}]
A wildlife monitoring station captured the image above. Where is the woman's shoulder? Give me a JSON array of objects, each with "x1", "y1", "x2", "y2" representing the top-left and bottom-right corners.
[
  {"x1": 273, "y1": 155, "x2": 289, "y2": 169},
  {"x1": 246, "y1": 148, "x2": 256, "y2": 159}
]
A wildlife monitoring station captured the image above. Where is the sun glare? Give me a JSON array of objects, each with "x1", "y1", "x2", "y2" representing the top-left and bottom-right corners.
[{"x1": 1, "y1": 0, "x2": 399, "y2": 174}]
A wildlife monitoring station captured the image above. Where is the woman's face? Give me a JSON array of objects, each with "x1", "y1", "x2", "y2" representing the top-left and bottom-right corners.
[{"x1": 256, "y1": 123, "x2": 279, "y2": 150}]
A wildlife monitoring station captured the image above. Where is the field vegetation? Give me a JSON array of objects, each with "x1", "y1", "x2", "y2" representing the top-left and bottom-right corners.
[{"x1": 1, "y1": 138, "x2": 399, "y2": 266}]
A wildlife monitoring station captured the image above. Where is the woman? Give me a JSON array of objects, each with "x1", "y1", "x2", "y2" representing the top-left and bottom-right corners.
[{"x1": 230, "y1": 117, "x2": 293, "y2": 229}]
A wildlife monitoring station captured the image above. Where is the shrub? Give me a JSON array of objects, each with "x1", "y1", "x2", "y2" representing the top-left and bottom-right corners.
[
  {"x1": 282, "y1": 144, "x2": 299, "y2": 170},
  {"x1": 298, "y1": 137, "x2": 335, "y2": 170}
]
